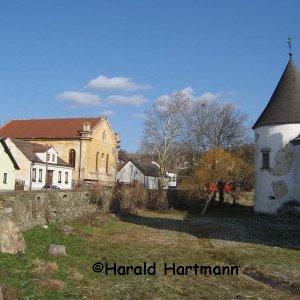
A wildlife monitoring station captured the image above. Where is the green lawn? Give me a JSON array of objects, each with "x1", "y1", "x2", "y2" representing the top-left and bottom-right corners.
[{"x1": 1, "y1": 208, "x2": 300, "y2": 299}]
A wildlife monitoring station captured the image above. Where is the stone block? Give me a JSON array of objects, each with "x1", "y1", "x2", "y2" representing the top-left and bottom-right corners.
[
  {"x1": 47, "y1": 244, "x2": 67, "y2": 257},
  {"x1": 0, "y1": 220, "x2": 26, "y2": 254}
]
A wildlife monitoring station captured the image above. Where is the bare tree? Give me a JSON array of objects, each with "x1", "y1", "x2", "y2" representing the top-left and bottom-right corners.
[
  {"x1": 208, "y1": 102, "x2": 249, "y2": 149},
  {"x1": 141, "y1": 91, "x2": 190, "y2": 196},
  {"x1": 183, "y1": 100, "x2": 215, "y2": 161},
  {"x1": 118, "y1": 148, "x2": 129, "y2": 162},
  {"x1": 184, "y1": 100, "x2": 250, "y2": 162}
]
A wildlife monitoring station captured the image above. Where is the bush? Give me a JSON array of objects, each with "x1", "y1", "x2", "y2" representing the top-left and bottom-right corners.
[{"x1": 110, "y1": 186, "x2": 148, "y2": 215}]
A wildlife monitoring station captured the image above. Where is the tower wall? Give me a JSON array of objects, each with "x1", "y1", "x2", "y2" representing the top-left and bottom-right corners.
[{"x1": 254, "y1": 124, "x2": 300, "y2": 214}]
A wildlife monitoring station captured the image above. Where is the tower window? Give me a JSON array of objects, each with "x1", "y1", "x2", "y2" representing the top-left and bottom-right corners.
[{"x1": 261, "y1": 150, "x2": 270, "y2": 169}]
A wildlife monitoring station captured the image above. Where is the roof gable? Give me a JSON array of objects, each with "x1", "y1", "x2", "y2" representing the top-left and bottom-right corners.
[
  {"x1": 253, "y1": 58, "x2": 300, "y2": 129},
  {"x1": 92, "y1": 118, "x2": 117, "y2": 142}
]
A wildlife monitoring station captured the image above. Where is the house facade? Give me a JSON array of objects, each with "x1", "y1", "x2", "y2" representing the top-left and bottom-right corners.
[
  {"x1": 0, "y1": 139, "x2": 19, "y2": 192},
  {"x1": 0, "y1": 117, "x2": 120, "y2": 187},
  {"x1": 117, "y1": 159, "x2": 159, "y2": 189},
  {"x1": 253, "y1": 52, "x2": 300, "y2": 215},
  {"x1": 5, "y1": 138, "x2": 73, "y2": 190}
]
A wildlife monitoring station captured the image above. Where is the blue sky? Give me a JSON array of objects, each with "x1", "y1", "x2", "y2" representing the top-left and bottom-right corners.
[{"x1": 1, "y1": 0, "x2": 300, "y2": 152}]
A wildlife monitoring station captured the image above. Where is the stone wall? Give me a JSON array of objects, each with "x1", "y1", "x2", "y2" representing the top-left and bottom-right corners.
[
  {"x1": 0, "y1": 190, "x2": 94, "y2": 232},
  {"x1": 0, "y1": 190, "x2": 95, "y2": 253}
]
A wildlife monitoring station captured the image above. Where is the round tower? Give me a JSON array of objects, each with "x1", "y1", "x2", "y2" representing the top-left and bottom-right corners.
[{"x1": 253, "y1": 52, "x2": 300, "y2": 214}]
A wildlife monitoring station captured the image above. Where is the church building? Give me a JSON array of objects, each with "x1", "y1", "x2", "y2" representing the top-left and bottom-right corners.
[
  {"x1": 0, "y1": 117, "x2": 120, "y2": 187},
  {"x1": 253, "y1": 48, "x2": 300, "y2": 215}
]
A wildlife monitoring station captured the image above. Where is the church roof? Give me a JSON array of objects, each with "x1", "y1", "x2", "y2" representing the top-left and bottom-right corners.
[
  {"x1": 0, "y1": 117, "x2": 103, "y2": 139},
  {"x1": 253, "y1": 57, "x2": 300, "y2": 129}
]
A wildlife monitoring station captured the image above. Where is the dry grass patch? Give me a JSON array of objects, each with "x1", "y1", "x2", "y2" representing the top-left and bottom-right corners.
[
  {"x1": 1, "y1": 285, "x2": 19, "y2": 300},
  {"x1": 73, "y1": 211, "x2": 118, "y2": 227},
  {"x1": 35, "y1": 278, "x2": 65, "y2": 291},
  {"x1": 69, "y1": 268, "x2": 84, "y2": 281},
  {"x1": 31, "y1": 259, "x2": 57, "y2": 274}
]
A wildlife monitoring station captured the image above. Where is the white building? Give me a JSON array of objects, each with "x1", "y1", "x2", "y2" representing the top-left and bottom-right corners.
[
  {"x1": 117, "y1": 159, "x2": 159, "y2": 189},
  {"x1": 117, "y1": 159, "x2": 178, "y2": 189},
  {"x1": 0, "y1": 138, "x2": 19, "y2": 192},
  {"x1": 165, "y1": 170, "x2": 177, "y2": 189},
  {"x1": 5, "y1": 138, "x2": 73, "y2": 190},
  {"x1": 253, "y1": 51, "x2": 300, "y2": 215}
]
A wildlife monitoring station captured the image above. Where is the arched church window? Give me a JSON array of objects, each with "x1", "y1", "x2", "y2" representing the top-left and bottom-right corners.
[{"x1": 69, "y1": 149, "x2": 76, "y2": 168}]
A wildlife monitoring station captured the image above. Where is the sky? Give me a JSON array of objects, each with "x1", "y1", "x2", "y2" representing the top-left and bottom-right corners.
[{"x1": 1, "y1": 0, "x2": 300, "y2": 152}]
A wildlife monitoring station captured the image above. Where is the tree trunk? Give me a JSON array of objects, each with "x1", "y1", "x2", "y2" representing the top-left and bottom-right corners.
[{"x1": 202, "y1": 177, "x2": 219, "y2": 215}]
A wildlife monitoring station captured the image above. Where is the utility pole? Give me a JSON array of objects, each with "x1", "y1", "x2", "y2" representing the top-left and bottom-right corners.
[{"x1": 45, "y1": 144, "x2": 49, "y2": 189}]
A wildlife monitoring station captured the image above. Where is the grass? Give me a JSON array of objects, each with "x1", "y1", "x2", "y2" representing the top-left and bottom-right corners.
[{"x1": 0, "y1": 208, "x2": 300, "y2": 299}]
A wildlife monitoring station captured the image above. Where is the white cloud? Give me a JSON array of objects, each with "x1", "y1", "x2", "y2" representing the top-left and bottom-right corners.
[
  {"x1": 181, "y1": 86, "x2": 195, "y2": 98},
  {"x1": 57, "y1": 91, "x2": 102, "y2": 107},
  {"x1": 198, "y1": 92, "x2": 220, "y2": 102},
  {"x1": 154, "y1": 87, "x2": 232, "y2": 112},
  {"x1": 87, "y1": 75, "x2": 151, "y2": 91},
  {"x1": 132, "y1": 113, "x2": 146, "y2": 119},
  {"x1": 107, "y1": 95, "x2": 148, "y2": 106},
  {"x1": 101, "y1": 110, "x2": 115, "y2": 116},
  {"x1": 181, "y1": 87, "x2": 220, "y2": 102}
]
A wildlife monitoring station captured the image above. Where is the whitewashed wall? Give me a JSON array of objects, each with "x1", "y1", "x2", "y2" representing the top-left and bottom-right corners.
[{"x1": 254, "y1": 124, "x2": 300, "y2": 214}]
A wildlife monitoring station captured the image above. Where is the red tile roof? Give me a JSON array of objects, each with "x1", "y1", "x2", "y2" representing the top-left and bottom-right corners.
[{"x1": 0, "y1": 118, "x2": 103, "y2": 139}]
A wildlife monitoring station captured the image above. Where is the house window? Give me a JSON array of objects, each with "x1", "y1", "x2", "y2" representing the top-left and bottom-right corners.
[
  {"x1": 58, "y1": 171, "x2": 62, "y2": 183},
  {"x1": 65, "y1": 172, "x2": 69, "y2": 184},
  {"x1": 262, "y1": 151, "x2": 270, "y2": 169},
  {"x1": 3, "y1": 173, "x2": 7, "y2": 184},
  {"x1": 96, "y1": 152, "x2": 99, "y2": 170},
  {"x1": 52, "y1": 154, "x2": 55, "y2": 162},
  {"x1": 106, "y1": 154, "x2": 109, "y2": 173},
  {"x1": 32, "y1": 168, "x2": 36, "y2": 182},
  {"x1": 47, "y1": 153, "x2": 50, "y2": 161},
  {"x1": 39, "y1": 169, "x2": 43, "y2": 182},
  {"x1": 69, "y1": 149, "x2": 76, "y2": 168}
]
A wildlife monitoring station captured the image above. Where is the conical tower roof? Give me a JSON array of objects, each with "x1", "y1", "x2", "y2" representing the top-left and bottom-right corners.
[{"x1": 253, "y1": 57, "x2": 300, "y2": 129}]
